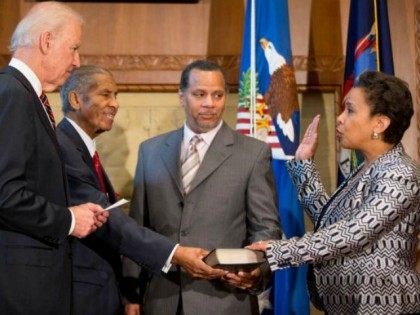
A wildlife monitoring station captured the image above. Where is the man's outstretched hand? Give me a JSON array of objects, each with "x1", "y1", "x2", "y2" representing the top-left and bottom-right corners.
[{"x1": 172, "y1": 246, "x2": 227, "y2": 279}]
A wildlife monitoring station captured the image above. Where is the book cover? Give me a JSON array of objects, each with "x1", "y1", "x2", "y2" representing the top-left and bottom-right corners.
[{"x1": 203, "y1": 248, "x2": 266, "y2": 272}]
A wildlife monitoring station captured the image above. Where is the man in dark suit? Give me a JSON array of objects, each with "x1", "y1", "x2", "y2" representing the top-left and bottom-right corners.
[
  {"x1": 56, "y1": 65, "x2": 226, "y2": 315},
  {"x1": 0, "y1": 2, "x2": 108, "y2": 314},
  {"x1": 125, "y1": 60, "x2": 282, "y2": 315}
]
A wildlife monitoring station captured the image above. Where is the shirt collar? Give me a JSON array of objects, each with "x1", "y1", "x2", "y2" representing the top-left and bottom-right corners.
[
  {"x1": 183, "y1": 120, "x2": 223, "y2": 147},
  {"x1": 65, "y1": 117, "x2": 97, "y2": 157},
  {"x1": 9, "y1": 57, "x2": 42, "y2": 97}
]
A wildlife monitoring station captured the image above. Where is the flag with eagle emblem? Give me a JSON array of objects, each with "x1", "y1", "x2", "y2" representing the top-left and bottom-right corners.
[
  {"x1": 236, "y1": 0, "x2": 309, "y2": 314},
  {"x1": 338, "y1": 0, "x2": 394, "y2": 184}
]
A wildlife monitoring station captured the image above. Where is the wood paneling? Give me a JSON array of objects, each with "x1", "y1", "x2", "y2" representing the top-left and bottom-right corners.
[
  {"x1": 0, "y1": 0, "x2": 417, "y2": 160},
  {"x1": 0, "y1": 0, "x2": 20, "y2": 54}
]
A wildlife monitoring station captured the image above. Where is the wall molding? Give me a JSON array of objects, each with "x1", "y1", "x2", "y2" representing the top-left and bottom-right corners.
[
  {"x1": 80, "y1": 55, "x2": 238, "y2": 71},
  {"x1": 1, "y1": 53, "x2": 345, "y2": 91},
  {"x1": 294, "y1": 55, "x2": 344, "y2": 73},
  {"x1": 79, "y1": 54, "x2": 344, "y2": 72}
]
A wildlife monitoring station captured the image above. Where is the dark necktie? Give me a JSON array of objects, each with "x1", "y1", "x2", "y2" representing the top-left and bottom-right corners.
[
  {"x1": 40, "y1": 92, "x2": 56, "y2": 129},
  {"x1": 92, "y1": 151, "x2": 107, "y2": 193}
]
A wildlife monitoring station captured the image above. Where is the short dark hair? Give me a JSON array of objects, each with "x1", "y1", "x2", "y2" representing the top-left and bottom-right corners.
[
  {"x1": 355, "y1": 71, "x2": 413, "y2": 144},
  {"x1": 60, "y1": 65, "x2": 113, "y2": 114},
  {"x1": 179, "y1": 59, "x2": 228, "y2": 92}
]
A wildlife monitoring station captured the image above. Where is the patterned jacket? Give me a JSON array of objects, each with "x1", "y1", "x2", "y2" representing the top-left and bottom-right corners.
[{"x1": 266, "y1": 144, "x2": 419, "y2": 315}]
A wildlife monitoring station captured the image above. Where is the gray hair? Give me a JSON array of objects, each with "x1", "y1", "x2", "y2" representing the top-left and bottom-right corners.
[
  {"x1": 60, "y1": 65, "x2": 113, "y2": 114},
  {"x1": 10, "y1": 1, "x2": 84, "y2": 52}
]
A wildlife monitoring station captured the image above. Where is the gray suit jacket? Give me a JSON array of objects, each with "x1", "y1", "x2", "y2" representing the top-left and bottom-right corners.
[{"x1": 129, "y1": 123, "x2": 281, "y2": 315}]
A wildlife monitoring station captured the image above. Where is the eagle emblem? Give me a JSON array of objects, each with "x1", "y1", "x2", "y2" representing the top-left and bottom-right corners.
[{"x1": 236, "y1": 38, "x2": 300, "y2": 159}]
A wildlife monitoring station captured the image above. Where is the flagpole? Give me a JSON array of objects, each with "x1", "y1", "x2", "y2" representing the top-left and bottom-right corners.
[
  {"x1": 373, "y1": 0, "x2": 381, "y2": 71},
  {"x1": 250, "y1": 0, "x2": 256, "y2": 138}
]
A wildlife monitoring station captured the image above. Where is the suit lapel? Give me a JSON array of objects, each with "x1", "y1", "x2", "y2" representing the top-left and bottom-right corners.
[
  {"x1": 58, "y1": 119, "x2": 94, "y2": 169},
  {"x1": 34, "y1": 95, "x2": 58, "y2": 140},
  {"x1": 3, "y1": 66, "x2": 70, "y2": 203},
  {"x1": 58, "y1": 119, "x2": 116, "y2": 203},
  {"x1": 4, "y1": 66, "x2": 62, "y2": 155},
  {"x1": 160, "y1": 128, "x2": 184, "y2": 196},
  {"x1": 58, "y1": 119, "x2": 99, "y2": 185},
  {"x1": 188, "y1": 123, "x2": 234, "y2": 194}
]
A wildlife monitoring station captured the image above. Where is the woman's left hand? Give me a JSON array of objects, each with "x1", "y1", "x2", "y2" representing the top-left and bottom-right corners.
[
  {"x1": 246, "y1": 240, "x2": 271, "y2": 252},
  {"x1": 221, "y1": 267, "x2": 262, "y2": 290}
]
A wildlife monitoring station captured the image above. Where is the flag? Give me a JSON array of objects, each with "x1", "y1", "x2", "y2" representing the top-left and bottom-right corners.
[
  {"x1": 236, "y1": 0, "x2": 309, "y2": 314},
  {"x1": 338, "y1": 0, "x2": 394, "y2": 183}
]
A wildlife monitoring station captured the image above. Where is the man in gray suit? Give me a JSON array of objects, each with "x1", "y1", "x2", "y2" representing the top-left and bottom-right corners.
[{"x1": 125, "y1": 60, "x2": 281, "y2": 315}]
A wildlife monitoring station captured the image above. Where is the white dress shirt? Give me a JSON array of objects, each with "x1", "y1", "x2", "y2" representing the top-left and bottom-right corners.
[{"x1": 181, "y1": 120, "x2": 223, "y2": 162}]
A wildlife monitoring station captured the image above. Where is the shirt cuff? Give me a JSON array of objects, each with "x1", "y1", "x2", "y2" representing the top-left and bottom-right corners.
[
  {"x1": 161, "y1": 243, "x2": 179, "y2": 273},
  {"x1": 68, "y1": 208, "x2": 75, "y2": 235}
]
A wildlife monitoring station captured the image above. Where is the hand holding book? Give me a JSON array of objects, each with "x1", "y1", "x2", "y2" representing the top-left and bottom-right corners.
[
  {"x1": 202, "y1": 247, "x2": 269, "y2": 290},
  {"x1": 203, "y1": 248, "x2": 266, "y2": 272},
  {"x1": 173, "y1": 246, "x2": 227, "y2": 280},
  {"x1": 223, "y1": 266, "x2": 262, "y2": 290}
]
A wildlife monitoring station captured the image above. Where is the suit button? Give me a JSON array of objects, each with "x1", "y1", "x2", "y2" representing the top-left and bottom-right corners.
[{"x1": 181, "y1": 230, "x2": 188, "y2": 236}]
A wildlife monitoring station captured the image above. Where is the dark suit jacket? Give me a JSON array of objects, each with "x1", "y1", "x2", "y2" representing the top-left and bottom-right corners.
[
  {"x1": 56, "y1": 118, "x2": 176, "y2": 315},
  {"x1": 129, "y1": 123, "x2": 282, "y2": 315},
  {"x1": 0, "y1": 66, "x2": 73, "y2": 314}
]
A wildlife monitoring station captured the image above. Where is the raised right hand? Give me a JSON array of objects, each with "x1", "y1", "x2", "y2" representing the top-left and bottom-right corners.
[
  {"x1": 295, "y1": 114, "x2": 320, "y2": 160},
  {"x1": 69, "y1": 202, "x2": 105, "y2": 238}
]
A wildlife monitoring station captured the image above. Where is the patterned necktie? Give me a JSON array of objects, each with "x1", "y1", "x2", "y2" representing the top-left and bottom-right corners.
[
  {"x1": 181, "y1": 135, "x2": 202, "y2": 195},
  {"x1": 92, "y1": 151, "x2": 107, "y2": 193},
  {"x1": 40, "y1": 93, "x2": 56, "y2": 129}
]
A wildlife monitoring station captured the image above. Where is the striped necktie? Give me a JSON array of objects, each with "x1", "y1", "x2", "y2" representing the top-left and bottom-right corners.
[
  {"x1": 40, "y1": 93, "x2": 56, "y2": 129},
  {"x1": 181, "y1": 135, "x2": 202, "y2": 195}
]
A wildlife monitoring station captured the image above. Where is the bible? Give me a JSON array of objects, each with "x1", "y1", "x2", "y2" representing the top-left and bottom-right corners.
[{"x1": 203, "y1": 248, "x2": 266, "y2": 272}]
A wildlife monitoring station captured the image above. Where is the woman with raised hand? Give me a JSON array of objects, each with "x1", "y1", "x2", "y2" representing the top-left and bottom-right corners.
[{"x1": 249, "y1": 71, "x2": 419, "y2": 315}]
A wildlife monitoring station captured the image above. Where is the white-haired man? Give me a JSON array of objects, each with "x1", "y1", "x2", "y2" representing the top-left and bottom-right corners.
[{"x1": 0, "y1": 2, "x2": 108, "y2": 314}]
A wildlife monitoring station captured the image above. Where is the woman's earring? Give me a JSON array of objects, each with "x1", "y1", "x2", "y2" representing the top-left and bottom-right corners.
[{"x1": 371, "y1": 131, "x2": 379, "y2": 140}]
